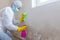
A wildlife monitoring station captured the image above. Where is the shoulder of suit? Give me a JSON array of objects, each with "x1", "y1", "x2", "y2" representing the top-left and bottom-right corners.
[
  {"x1": 5, "y1": 7, "x2": 12, "y2": 10},
  {"x1": 5, "y1": 7, "x2": 14, "y2": 13}
]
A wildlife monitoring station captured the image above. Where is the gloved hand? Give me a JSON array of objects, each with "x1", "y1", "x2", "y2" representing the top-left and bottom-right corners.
[{"x1": 17, "y1": 25, "x2": 27, "y2": 32}]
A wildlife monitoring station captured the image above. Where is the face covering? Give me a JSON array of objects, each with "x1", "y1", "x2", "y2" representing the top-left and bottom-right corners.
[{"x1": 13, "y1": 8, "x2": 19, "y2": 13}]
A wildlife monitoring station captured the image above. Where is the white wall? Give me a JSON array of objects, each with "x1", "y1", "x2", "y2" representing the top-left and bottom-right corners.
[
  {"x1": 27, "y1": 0, "x2": 60, "y2": 31},
  {"x1": 23, "y1": 0, "x2": 60, "y2": 33}
]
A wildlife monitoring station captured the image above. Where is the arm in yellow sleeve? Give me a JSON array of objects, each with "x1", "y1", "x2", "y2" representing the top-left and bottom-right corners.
[{"x1": 17, "y1": 26, "x2": 27, "y2": 32}]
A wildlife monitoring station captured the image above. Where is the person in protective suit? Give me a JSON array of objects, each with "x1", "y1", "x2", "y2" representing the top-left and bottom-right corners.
[{"x1": 0, "y1": 0, "x2": 27, "y2": 40}]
